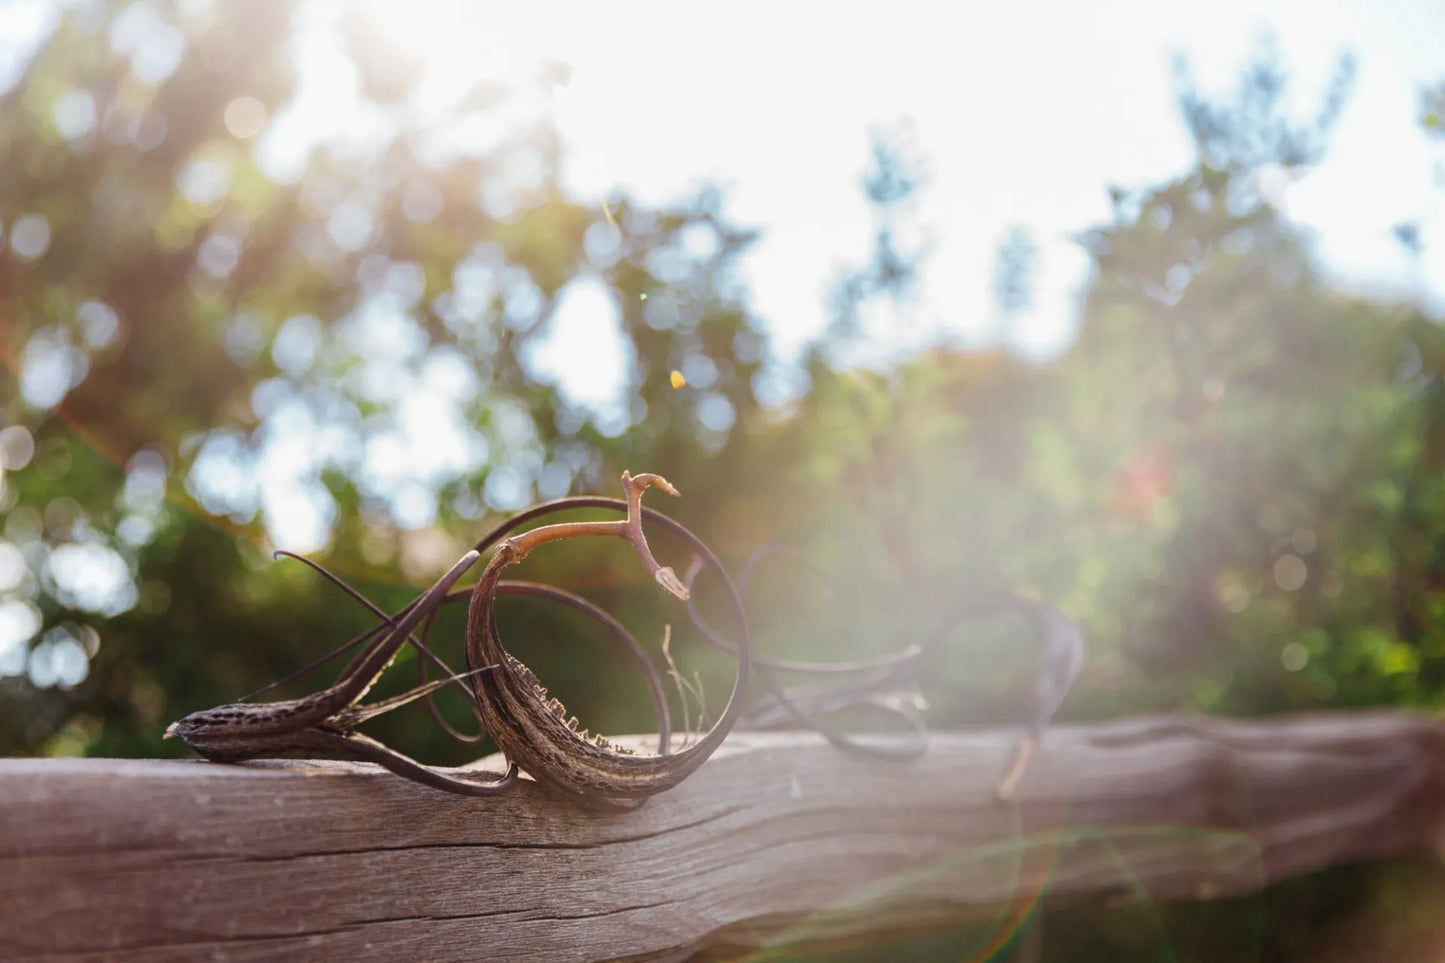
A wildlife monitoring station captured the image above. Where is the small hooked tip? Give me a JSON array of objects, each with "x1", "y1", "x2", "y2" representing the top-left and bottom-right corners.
[{"x1": 622, "y1": 470, "x2": 680, "y2": 498}]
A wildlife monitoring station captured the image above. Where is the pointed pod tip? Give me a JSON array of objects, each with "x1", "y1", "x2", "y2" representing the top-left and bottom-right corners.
[{"x1": 654, "y1": 567, "x2": 691, "y2": 600}]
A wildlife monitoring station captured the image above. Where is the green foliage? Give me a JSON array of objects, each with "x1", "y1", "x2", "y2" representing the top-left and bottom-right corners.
[
  {"x1": 700, "y1": 47, "x2": 1445, "y2": 740},
  {"x1": 0, "y1": 0, "x2": 763, "y2": 760}
]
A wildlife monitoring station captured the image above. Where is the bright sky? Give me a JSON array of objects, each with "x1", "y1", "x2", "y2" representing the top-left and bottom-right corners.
[
  {"x1": 4, "y1": 0, "x2": 1441, "y2": 371},
  {"x1": 2, "y1": 0, "x2": 1443, "y2": 560},
  {"x1": 326, "y1": 0, "x2": 1445, "y2": 369}
]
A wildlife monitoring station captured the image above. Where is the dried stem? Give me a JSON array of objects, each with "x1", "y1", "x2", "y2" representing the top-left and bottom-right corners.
[{"x1": 500, "y1": 471, "x2": 690, "y2": 600}]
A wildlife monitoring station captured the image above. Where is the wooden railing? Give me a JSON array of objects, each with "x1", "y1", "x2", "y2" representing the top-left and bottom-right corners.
[{"x1": 4, "y1": 711, "x2": 1443, "y2": 961}]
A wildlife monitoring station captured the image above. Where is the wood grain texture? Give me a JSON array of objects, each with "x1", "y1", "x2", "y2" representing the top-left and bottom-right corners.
[{"x1": 3, "y1": 712, "x2": 1443, "y2": 962}]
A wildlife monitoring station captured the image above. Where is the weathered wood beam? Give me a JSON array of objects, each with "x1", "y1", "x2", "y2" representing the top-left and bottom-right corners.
[{"x1": 3, "y1": 712, "x2": 1442, "y2": 961}]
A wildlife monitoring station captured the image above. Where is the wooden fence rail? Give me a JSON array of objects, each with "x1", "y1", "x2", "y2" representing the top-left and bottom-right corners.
[{"x1": 4, "y1": 711, "x2": 1444, "y2": 961}]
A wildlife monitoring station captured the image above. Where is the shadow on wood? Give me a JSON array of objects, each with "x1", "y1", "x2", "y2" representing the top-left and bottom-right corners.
[{"x1": 3, "y1": 711, "x2": 1443, "y2": 961}]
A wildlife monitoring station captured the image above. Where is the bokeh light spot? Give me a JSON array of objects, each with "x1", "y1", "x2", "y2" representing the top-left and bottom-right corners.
[
  {"x1": 20, "y1": 329, "x2": 88, "y2": 409},
  {"x1": 222, "y1": 311, "x2": 266, "y2": 365},
  {"x1": 0, "y1": 541, "x2": 28, "y2": 593},
  {"x1": 76, "y1": 300, "x2": 120, "y2": 350},
  {"x1": 0, "y1": 426, "x2": 35, "y2": 471},
  {"x1": 4, "y1": 506, "x2": 42, "y2": 546},
  {"x1": 0, "y1": 599, "x2": 41, "y2": 675},
  {"x1": 681, "y1": 354, "x2": 718, "y2": 389},
  {"x1": 271, "y1": 313, "x2": 324, "y2": 375},
  {"x1": 1273, "y1": 553, "x2": 1308, "y2": 591},
  {"x1": 109, "y1": 2, "x2": 184, "y2": 85},
  {"x1": 223, "y1": 95, "x2": 267, "y2": 139},
  {"x1": 327, "y1": 200, "x2": 375, "y2": 251},
  {"x1": 1214, "y1": 571, "x2": 1251, "y2": 613},
  {"x1": 120, "y1": 448, "x2": 168, "y2": 516},
  {"x1": 28, "y1": 625, "x2": 91, "y2": 689},
  {"x1": 53, "y1": 90, "x2": 97, "y2": 141},
  {"x1": 696, "y1": 392, "x2": 736, "y2": 433},
  {"x1": 45, "y1": 542, "x2": 139, "y2": 617},
  {"x1": 483, "y1": 464, "x2": 530, "y2": 511},
  {"x1": 524, "y1": 276, "x2": 630, "y2": 409},
  {"x1": 116, "y1": 515, "x2": 156, "y2": 548},
  {"x1": 9, "y1": 213, "x2": 51, "y2": 260},
  {"x1": 186, "y1": 430, "x2": 258, "y2": 522},
  {"x1": 176, "y1": 156, "x2": 231, "y2": 214}
]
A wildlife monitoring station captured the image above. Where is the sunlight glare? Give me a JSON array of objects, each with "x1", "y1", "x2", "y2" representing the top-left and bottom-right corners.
[
  {"x1": 256, "y1": 0, "x2": 1445, "y2": 393},
  {"x1": 523, "y1": 276, "x2": 631, "y2": 414}
]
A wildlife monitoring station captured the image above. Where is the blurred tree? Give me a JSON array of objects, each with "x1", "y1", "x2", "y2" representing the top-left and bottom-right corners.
[
  {"x1": 992, "y1": 225, "x2": 1037, "y2": 328},
  {"x1": 822, "y1": 124, "x2": 931, "y2": 369},
  {"x1": 701, "y1": 43, "x2": 1443, "y2": 737},
  {"x1": 0, "y1": 0, "x2": 766, "y2": 759},
  {"x1": 1064, "y1": 46, "x2": 1443, "y2": 718}
]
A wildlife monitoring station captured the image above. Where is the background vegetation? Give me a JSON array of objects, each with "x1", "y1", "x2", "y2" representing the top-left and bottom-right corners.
[{"x1": 1, "y1": 2, "x2": 1442, "y2": 959}]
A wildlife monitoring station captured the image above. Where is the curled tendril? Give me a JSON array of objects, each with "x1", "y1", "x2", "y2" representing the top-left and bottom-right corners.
[
  {"x1": 183, "y1": 469, "x2": 1081, "y2": 806},
  {"x1": 249, "y1": 550, "x2": 678, "y2": 758},
  {"x1": 461, "y1": 474, "x2": 751, "y2": 806},
  {"x1": 680, "y1": 550, "x2": 929, "y2": 759},
  {"x1": 680, "y1": 544, "x2": 1087, "y2": 798}
]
